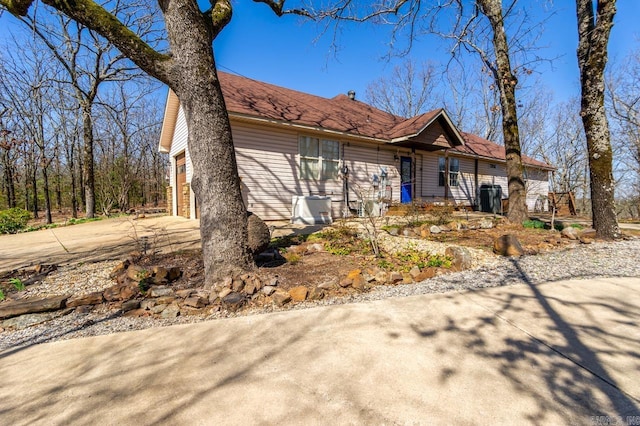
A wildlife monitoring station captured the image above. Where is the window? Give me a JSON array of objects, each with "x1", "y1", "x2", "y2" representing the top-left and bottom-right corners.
[
  {"x1": 438, "y1": 156, "x2": 460, "y2": 187},
  {"x1": 299, "y1": 136, "x2": 340, "y2": 180}
]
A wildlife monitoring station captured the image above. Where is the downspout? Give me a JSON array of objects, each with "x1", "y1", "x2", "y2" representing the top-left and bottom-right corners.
[
  {"x1": 474, "y1": 157, "x2": 479, "y2": 210},
  {"x1": 444, "y1": 150, "x2": 449, "y2": 202}
]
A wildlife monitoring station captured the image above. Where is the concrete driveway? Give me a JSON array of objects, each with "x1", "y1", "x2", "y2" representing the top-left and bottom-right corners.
[
  {"x1": 0, "y1": 276, "x2": 638, "y2": 425},
  {"x1": 0, "y1": 215, "x2": 202, "y2": 271}
]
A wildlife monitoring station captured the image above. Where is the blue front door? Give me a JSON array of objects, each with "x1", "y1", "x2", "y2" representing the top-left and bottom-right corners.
[{"x1": 400, "y1": 156, "x2": 412, "y2": 203}]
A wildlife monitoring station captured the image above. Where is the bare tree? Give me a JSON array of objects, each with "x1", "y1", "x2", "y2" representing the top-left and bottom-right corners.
[
  {"x1": 365, "y1": 59, "x2": 439, "y2": 118},
  {"x1": 0, "y1": 0, "x2": 315, "y2": 281},
  {"x1": 14, "y1": 9, "x2": 153, "y2": 219},
  {"x1": 576, "y1": 0, "x2": 619, "y2": 238},
  {"x1": 607, "y1": 46, "x2": 640, "y2": 209}
]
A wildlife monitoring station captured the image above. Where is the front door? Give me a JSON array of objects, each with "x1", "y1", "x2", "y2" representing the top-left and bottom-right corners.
[{"x1": 400, "y1": 156, "x2": 412, "y2": 203}]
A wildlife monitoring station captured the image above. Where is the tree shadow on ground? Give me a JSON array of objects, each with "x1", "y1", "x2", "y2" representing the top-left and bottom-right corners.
[{"x1": 409, "y1": 262, "x2": 640, "y2": 423}]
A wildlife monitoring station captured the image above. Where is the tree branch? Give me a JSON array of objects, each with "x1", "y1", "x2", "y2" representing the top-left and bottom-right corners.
[{"x1": 2, "y1": 0, "x2": 173, "y2": 83}]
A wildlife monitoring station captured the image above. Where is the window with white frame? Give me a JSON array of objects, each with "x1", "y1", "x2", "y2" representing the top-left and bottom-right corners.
[
  {"x1": 438, "y1": 156, "x2": 460, "y2": 187},
  {"x1": 299, "y1": 136, "x2": 340, "y2": 180}
]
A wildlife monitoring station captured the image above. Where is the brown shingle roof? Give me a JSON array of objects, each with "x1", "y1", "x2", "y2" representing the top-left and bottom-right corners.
[
  {"x1": 455, "y1": 132, "x2": 553, "y2": 169},
  {"x1": 160, "y1": 71, "x2": 552, "y2": 170},
  {"x1": 219, "y1": 72, "x2": 404, "y2": 140}
]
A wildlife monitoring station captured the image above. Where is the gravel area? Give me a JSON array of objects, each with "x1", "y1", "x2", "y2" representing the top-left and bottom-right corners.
[{"x1": 1, "y1": 239, "x2": 638, "y2": 351}]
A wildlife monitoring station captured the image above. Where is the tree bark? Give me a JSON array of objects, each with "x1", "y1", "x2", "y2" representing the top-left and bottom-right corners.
[
  {"x1": 576, "y1": 0, "x2": 620, "y2": 239},
  {"x1": 162, "y1": 0, "x2": 253, "y2": 280},
  {"x1": 477, "y1": 0, "x2": 528, "y2": 224},
  {"x1": 81, "y1": 103, "x2": 96, "y2": 218}
]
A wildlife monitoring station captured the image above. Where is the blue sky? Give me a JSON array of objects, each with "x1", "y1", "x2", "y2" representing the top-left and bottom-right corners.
[
  {"x1": 1, "y1": 1, "x2": 638, "y2": 108},
  {"x1": 214, "y1": 1, "x2": 640, "y2": 105}
]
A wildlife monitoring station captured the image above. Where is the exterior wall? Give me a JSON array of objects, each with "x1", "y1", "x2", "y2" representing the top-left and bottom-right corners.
[
  {"x1": 525, "y1": 167, "x2": 550, "y2": 211},
  {"x1": 343, "y1": 142, "x2": 402, "y2": 213},
  {"x1": 168, "y1": 106, "x2": 189, "y2": 217},
  {"x1": 167, "y1": 105, "x2": 550, "y2": 219},
  {"x1": 478, "y1": 160, "x2": 509, "y2": 199}
]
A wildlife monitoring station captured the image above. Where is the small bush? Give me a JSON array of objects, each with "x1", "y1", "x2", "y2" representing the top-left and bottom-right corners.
[
  {"x1": 0, "y1": 208, "x2": 31, "y2": 234},
  {"x1": 522, "y1": 219, "x2": 546, "y2": 229}
]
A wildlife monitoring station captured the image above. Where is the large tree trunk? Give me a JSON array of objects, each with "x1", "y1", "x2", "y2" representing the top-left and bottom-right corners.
[
  {"x1": 82, "y1": 103, "x2": 96, "y2": 218},
  {"x1": 163, "y1": 0, "x2": 253, "y2": 281},
  {"x1": 576, "y1": 0, "x2": 620, "y2": 239},
  {"x1": 478, "y1": 0, "x2": 528, "y2": 224}
]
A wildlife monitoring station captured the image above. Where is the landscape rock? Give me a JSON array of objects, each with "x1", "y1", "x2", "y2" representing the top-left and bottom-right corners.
[
  {"x1": 247, "y1": 212, "x2": 271, "y2": 255},
  {"x1": 430, "y1": 225, "x2": 442, "y2": 234},
  {"x1": 308, "y1": 287, "x2": 325, "y2": 300},
  {"x1": 402, "y1": 273, "x2": 413, "y2": 284},
  {"x1": 160, "y1": 304, "x2": 180, "y2": 319},
  {"x1": 289, "y1": 286, "x2": 308, "y2": 302},
  {"x1": 126, "y1": 265, "x2": 148, "y2": 282},
  {"x1": 561, "y1": 226, "x2": 579, "y2": 240},
  {"x1": 351, "y1": 274, "x2": 366, "y2": 290},
  {"x1": 374, "y1": 271, "x2": 389, "y2": 283},
  {"x1": 387, "y1": 227, "x2": 399, "y2": 236},
  {"x1": 140, "y1": 300, "x2": 156, "y2": 310},
  {"x1": 389, "y1": 272, "x2": 403, "y2": 283},
  {"x1": 151, "y1": 304, "x2": 167, "y2": 314},
  {"x1": 121, "y1": 300, "x2": 140, "y2": 312},
  {"x1": 151, "y1": 266, "x2": 169, "y2": 283},
  {"x1": 231, "y1": 279, "x2": 245, "y2": 293},
  {"x1": 493, "y1": 234, "x2": 525, "y2": 257},
  {"x1": 317, "y1": 280, "x2": 335, "y2": 290},
  {"x1": 0, "y1": 295, "x2": 70, "y2": 320},
  {"x1": 414, "y1": 268, "x2": 437, "y2": 281},
  {"x1": 409, "y1": 266, "x2": 422, "y2": 279},
  {"x1": 339, "y1": 277, "x2": 353, "y2": 288},
  {"x1": 67, "y1": 291, "x2": 104, "y2": 308},
  {"x1": 217, "y1": 288, "x2": 232, "y2": 299},
  {"x1": 271, "y1": 290, "x2": 291, "y2": 307},
  {"x1": 175, "y1": 289, "x2": 194, "y2": 298},
  {"x1": 445, "y1": 246, "x2": 474, "y2": 270},
  {"x1": 109, "y1": 260, "x2": 130, "y2": 278},
  {"x1": 222, "y1": 292, "x2": 245, "y2": 311},
  {"x1": 479, "y1": 218, "x2": 494, "y2": 229},
  {"x1": 148, "y1": 286, "x2": 173, "y2": 298},
  {"x1": 262, "y1": 285, "x2": 276, "y2": 296},
  {"x1": 155, "y1": 296, "x2": 176, "y2": 305},
  {"x1": 184, "y1": 296, "x2": 207, "y2": 308}
]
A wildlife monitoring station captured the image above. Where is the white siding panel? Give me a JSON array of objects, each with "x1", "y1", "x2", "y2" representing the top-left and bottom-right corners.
[
  {"x1": 526, "y1": 168, "x2": 550, "y2": 211},
  {"x1": 478, "y1": 161, "x2": 509, "y2": 198},
  {"x1": 168, "y1": 105, "x2": 189, "y2": 216},
  {"x1": 343, "y1": 143, "x2": 400, "y2": 206},
  {"x1": 449, "y1": 156, "x2": 476, "y2": 205},
  {"x1": 420, "y1": 152, "x2": 445, "y2": 199},
  {"x1": 233, "y1": 122, "x2": 345, "y2": 220}
]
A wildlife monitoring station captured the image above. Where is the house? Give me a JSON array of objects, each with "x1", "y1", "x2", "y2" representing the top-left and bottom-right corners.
[{"x1": 158, "y1": 71, "x2": 553, "y2": 223}]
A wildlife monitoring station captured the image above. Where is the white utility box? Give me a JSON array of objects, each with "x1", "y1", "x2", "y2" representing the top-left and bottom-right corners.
[{"x1": 291, "y1": 196, "x2": 333, "y2": 225}]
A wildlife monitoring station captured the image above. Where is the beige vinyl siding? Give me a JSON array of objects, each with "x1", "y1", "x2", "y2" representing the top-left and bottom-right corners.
[
  {"x1": 478, "y1": 161, "x2": 509, "y2": 198},
  {"x1": 343, "y1": 143, "x2": 401, "y2": 207},
  {"x1": 525, "y1": 168, "x2": 550, "y2": 211},
  {"x1": 232, "y1": 121, "x2": 345, "y2": 220},
  {"x1": 420, "y1": 152, "x2": 444, "y2": 199},
  {"x1": 449, "y1": 156, "x2": 476, "y2": 205},
  {"x1": 168, "y1": 106, "x2": 189, "y2": 216}
]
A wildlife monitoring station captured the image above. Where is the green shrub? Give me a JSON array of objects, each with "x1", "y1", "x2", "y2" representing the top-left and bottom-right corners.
[
  {"x1": 522, "y1": 219, "x2": 546, "y2": 229},
  {"x1": 0, "y1": 208, "x2": 31, "y2": 234},
  {"x1": 9, "y1": 278, "x2": 25, "y2": 291}
]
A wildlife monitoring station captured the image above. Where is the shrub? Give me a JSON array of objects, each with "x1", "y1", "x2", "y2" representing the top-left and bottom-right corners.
[
  {"x1": 0, "y1": 208, "x2": 31, "y2": 234},
  {"x1": 522, "y1": 219, "x2": 546, "y2": 229}
]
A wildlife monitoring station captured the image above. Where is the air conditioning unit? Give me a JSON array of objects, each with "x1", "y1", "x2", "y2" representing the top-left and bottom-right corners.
[
  {"x1": 291, "y1": 196, "x2": 333, "y2": 225},
  {"x1": 357, "y1": 199, "x2": 382, "y2": 217}
]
